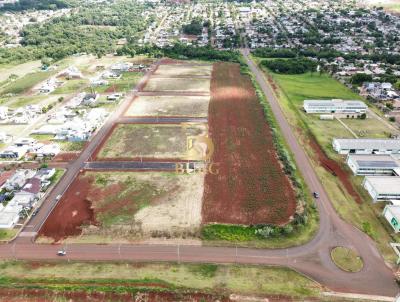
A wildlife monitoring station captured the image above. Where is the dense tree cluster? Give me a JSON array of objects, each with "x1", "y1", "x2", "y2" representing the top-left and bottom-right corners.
[
  {"x1": 262, "y1": 58, "x2": 318, "y2": 74},
  {"x1": 0, "y1": 1, "x2": 151, "y2": 64},
  {"x1": 182, "y1": 18, "x2": 203, "y2": 35},
  {"x1": 0, "y1": 0, "x2": 70, "y2": 12}
]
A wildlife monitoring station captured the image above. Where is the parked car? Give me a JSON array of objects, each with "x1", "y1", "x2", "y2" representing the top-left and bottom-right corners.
[{"x1": 313, "y1": 192, "x2": 319, "y2": 199}]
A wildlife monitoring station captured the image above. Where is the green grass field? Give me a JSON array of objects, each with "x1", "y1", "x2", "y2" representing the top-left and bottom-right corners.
[
  {"x1": 52, "y1": 79, "x2": 88, "y2": 94},
  {"x1": 0, "y1": 71, "x2": 55, "y2": 96},
  {"x1": 259, "y1": 65, "x2": 399, "y2": 264},
  {"x1": 0, "y1": 261, "x2": 321, "y2": 298}
]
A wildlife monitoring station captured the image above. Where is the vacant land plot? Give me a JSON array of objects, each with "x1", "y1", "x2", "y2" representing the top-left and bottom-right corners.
[
  {"x1": 0, "y1": 60, "x2": 41, "y2": 83},
  {"x1": 143, "y1": 77, "x2": 210, "y2": 92},
  {"x1": 202, "y1": 63, "x2": 296, "y2": 225},
  {"x1": 39, "y1": 171, "x2": 204, "y2": 242},
  {"x1": 154, "y1": 64, "x2": 212, "y2": 77},
  {"x1": 341, "y1": 116, "x2": 394, "y2": 138},
  {"x1": 97, "y1": 123, "x2": 208, "y2": 160},
  {"x1": 125, "y1": 95, "x2": 210, "y2": 117},
  {"x1": 0, "y1": 71, "x2": 56, "y2": 96}
]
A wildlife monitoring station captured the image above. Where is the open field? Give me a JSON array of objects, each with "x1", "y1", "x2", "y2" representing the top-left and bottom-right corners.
[
  {"x1": 262, "y1": 66, "x2": 399, "y2": 263},
  {"x1": 124, "y1": 95, "x2": 210, "y2": 117},
  {"x1": 96, "y1": 123, "x2": 208, "y2": 160},
  {"x1": 154, "y1": 64, "x2": 212, "y2": 77},
  {"x1": 202, "y1": 62, "x2": 297, "y2": 226},
  {"x1": 0, "y1": 60, "x2": 42, "y2": 83},
  {"x1": 52, "y1": 79, "x2": 89, "y2": 95},
  {"x1": 2, "y1": 94, "x2": 63, "y2": 109},
  {"x1": 0, "y1": 261, "x2": 322, "y2": 300},
  {"x1": 143, "y1": 77, "x2": 210, "y2": 92},
  {"x1": 39, "y1": 171, "x2": 205, "y2": 242},
  {"x1": 364, "y1": 0, "x2": 400, "y2": 13}
]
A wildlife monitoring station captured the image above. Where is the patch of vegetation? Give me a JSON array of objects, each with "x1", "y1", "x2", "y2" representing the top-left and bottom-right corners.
[
  {"x1": 182, "y1": 18, "x2": 204, "y2": 35},
  {"x1": 49, "y1": 169, "x2": 65, "y2": 185},
  {"x1": 0, "y1": 71, "x2": 54, "y2": 96},
  {"x1": 0, "y1": 229, "x2": 18, "y2": 242},
  {"x1": 262, "y1": 58, "x2": 317, "y2": 74},
  {"x1": 58, "y1": 141, "x2": 85, "y2": 152},
  {"x1": 187, "y1": 264, "x2": 218, "y2": 278},
  {"x1": 0, "y1": 0, "x2": 71, "y2": 12},
  {"x1": 331, "y1": 247, "x2": 363, "y2": 272}
]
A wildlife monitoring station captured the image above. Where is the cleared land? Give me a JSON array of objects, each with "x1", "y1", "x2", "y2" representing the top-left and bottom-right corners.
[
  {"x1": 96, "y1": 123, "x2": 208, "y2": 160},
  {"x1": 125, "y1": 95, "x2": 210, "y2": 117},
  {"x1": 0, "y1": 60, "x2": 42, "y2": 83},
  {"x1": 143, "y1": 77, "x2": 210, "y2": 92},
  {"x1": 262, "y1": 66, "x2": 400, "y2": 263},
  {"x1": 39, "y1": 171, "x2": 204, "y2": 242},
  {"x1": 154, "y1": 64, "x2": 212, "y2": 77},
  {"x1": 202, "y1": 63, "x2": 296, "y2": 225}
]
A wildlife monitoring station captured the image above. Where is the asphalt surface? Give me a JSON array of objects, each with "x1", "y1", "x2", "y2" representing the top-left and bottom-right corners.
[{"x1": 6, "y1": 55, "x2": 399, "y2": 297}]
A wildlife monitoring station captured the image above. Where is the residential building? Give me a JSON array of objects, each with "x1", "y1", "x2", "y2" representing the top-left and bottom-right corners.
[
  {"x1": 332, "y1": 138, "x2": 400, "y2": 155},
  {"x1": 346, "y1": 154, "x2": 400, "y2": 176},
  {"x1": 362, "y1": 176, "x2": 400, "y2": 202}
]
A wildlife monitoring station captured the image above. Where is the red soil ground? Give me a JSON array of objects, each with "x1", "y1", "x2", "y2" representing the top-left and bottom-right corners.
[
  {"x1": 39, "y1": 173, "x2": 96, "y2": 242},
  {"x1": 308, "y1": 136, "x2": 362, "y2": 204},
  {"x1": 0, "y1": 288, "x2": 231, "y2": 302},
  {"x1": 52, "y1": 152, "x2": 80, "y2": 162},
  {"x1": 202, "y1": 63, "x2": 297, "y2": 225}
]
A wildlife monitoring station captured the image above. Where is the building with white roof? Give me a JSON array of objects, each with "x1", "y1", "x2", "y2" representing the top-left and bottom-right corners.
[
  {"x1": 383, "y1": 205, "x2": 400, "y2": 233},
  {"x1": 333, "y1": 139, "x2": 400, "y2": 155},
  {"x1": 346, "y1": 154, "x2": 400, "y2": 176},
  {"x1": 303, "y1": 99, "x2": 368, "y2": 115},
  {"x1": 363, "y1": 176, "x2": 400, "y2": 202}
]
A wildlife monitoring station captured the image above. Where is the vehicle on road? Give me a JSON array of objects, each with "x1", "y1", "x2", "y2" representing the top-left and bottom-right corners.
[
  {"x1": 57, "y1": 250, "x2": 66, "y2": 256},
  {"x1": 313, "y1": 192, "x2": 320, "y2": 199},
  {"x1": 32, "y1": 209, "x2": 39, "y2": 217},
  {"x1": 55, "y1": 194, "x2": 62, "y2": 201}
]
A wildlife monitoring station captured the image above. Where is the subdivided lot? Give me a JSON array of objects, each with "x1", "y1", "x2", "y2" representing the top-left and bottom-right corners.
[
  {"x1": 96, "y1": 123, "x2": 208, "y2": 160},
  {"x1": 39, "y1": 171, "x2": 204, "y2": 242},
  {"x1": 264, "y1": 67, "x2": 400, "y2": 263},
  {"x1": 143, "y1": 77, "x2": 210, "y2": 92},
  {"x1": 202, "y1": 62, "x2": 297, "y2": 226},
  {"x1": 154, "y1": 64, "x2": 212, "y2": 77},
  {"x1": 124, "y1": 95, "x2": 210, "y2": 117}
]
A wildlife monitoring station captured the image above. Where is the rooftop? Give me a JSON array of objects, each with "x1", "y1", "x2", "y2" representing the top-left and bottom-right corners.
[
  {"x1": 348, "y1": 154, "x2": 400, "y2": 168},
  {"x1": 365, "y1": 176, "x2": 400, "y2": 194},
  {"x1": 334, "y1": 139, "x2": 400, "y2": 150}
]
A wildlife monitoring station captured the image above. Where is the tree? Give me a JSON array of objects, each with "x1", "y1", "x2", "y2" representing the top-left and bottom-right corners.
[{"x1": 350, "y1": 73, "x2": 372, "y2": 86}]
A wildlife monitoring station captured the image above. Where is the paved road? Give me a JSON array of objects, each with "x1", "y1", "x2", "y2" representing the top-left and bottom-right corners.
[
  {"x1": 6, "y1": 56, "x2": 399, "y2": 297},
  {"x1": 85, "y1": 161, "x2": 200, "y2": 171},
  {"x1": 119, "y1": 117, "x2": 208, "y2": 124}
]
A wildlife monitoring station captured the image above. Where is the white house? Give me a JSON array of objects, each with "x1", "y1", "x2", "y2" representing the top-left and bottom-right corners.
[
  {"x1": 363, "y1": 176, "x2": 400, "y2": 202},
  {"x1": 333, "y1": 139, "x2": 400, "y2": 155}
]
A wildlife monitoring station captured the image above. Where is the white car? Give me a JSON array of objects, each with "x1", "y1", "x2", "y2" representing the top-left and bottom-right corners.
[{"x1": 57, "y1": 250, "x2": 66, "y2": 256}]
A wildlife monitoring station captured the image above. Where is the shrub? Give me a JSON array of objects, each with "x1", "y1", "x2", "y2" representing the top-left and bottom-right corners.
[{"x1": 262, "y1": 58, "x2": 317, "y2": 74}]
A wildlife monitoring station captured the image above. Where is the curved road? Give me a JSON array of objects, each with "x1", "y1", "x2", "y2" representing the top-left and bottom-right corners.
[{"x1": 6, "y1": 54, "x2": 399, "y2": 297}]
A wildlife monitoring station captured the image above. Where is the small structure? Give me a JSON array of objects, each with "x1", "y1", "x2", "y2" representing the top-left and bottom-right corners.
[
  {"x1": 303, "y1": 99, "x2": 367, "y2": 116},
  {"x1": 332, "y1": 139, "x2": 400, "y2": 155},
  {"x1": 362, "y1": 176, "x2": 400, "y2": 202},
  {"x1": 346, "y1": 154, "x2": 400, "y2": 176},
  {"x1": 383, "y1": 205, "x2": 400, "y2": 233}
]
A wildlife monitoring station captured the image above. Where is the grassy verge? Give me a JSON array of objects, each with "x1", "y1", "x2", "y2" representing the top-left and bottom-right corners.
[
  {"x1": 58, "y1": 141, "x2": 86, "y2": 152},
  {"x1": 0, "y1": 229, "x2": 18, "y2": 242},
  {"x1": 0, "y1": 261, "x2": 321, "y2": 298},
  {"x1": 255, "y1": 57, "x2": 398, "y2": 264},
  {"x1": 331, "y1": 247, "x2": 363, "y2": 273},
  {"x1": 0, "y1": 71, "x2": 55, "y2": 96}
]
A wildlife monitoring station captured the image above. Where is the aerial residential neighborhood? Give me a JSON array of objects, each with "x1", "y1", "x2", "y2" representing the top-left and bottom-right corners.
[{"x1": 0, "y1": 0, "x2": 399, "y2": 301}]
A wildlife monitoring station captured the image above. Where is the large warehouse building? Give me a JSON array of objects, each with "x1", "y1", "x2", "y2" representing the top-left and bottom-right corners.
[
  {"x1": 346, "y1": 154, "x2": 400, "y2": 176},
  {"x1": 303, "y1": 99, "x2": 368, "y2": 115},
  {"x1": 333, "y1": 138, "x2": 400, "y2": 155},
  {"x1": 363, "y1": 176, "x2": 400, "y2": 202}
]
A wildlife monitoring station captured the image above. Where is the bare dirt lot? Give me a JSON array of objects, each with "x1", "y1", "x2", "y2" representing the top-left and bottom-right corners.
[
  {"x1": 39, "y1": 171, "x2": 204, "y2": 242},
  {"x1": 154, "y1": 64, "x2": 212, "y2": 77},
  {"x1": 143, "y1": 77, "x2": 210, "y2": 93},
  {"x1": 96, "y1": 123, "x2": 208, "y2": 160},
  {"x1": 202, "y1": 62, "x2": 297, "y2": 225},
  {"x1": 124, "y1": 95, "x2": 210, "y2": 117}
]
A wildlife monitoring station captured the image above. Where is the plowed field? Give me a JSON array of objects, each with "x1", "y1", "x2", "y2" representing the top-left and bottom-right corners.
[{"x1": 202, "y1": 63, "x2": 296, "y2": 225}]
